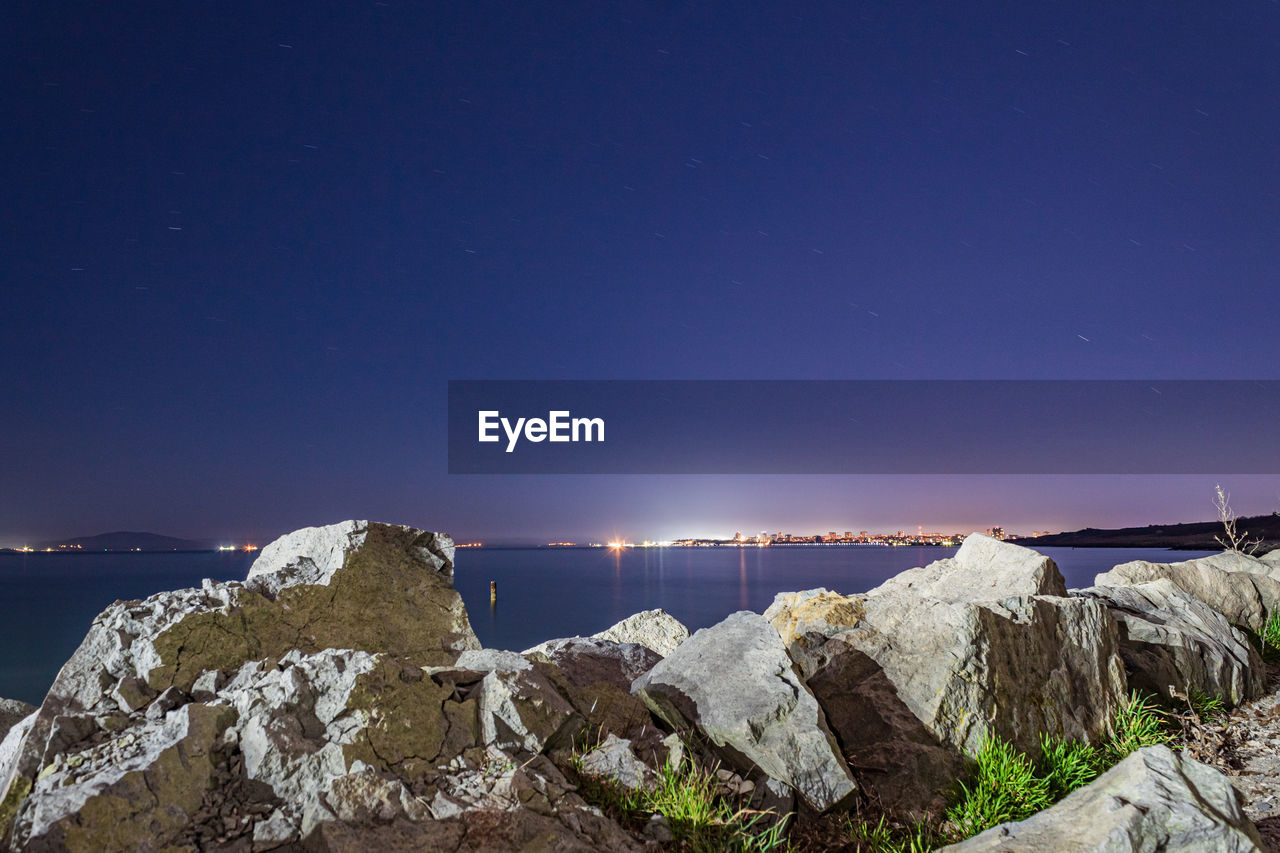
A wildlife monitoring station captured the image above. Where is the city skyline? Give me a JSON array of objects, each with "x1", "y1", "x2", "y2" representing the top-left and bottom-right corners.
[{"x1": 6, "y1": 473, "x2": 1276, "y2": 550}]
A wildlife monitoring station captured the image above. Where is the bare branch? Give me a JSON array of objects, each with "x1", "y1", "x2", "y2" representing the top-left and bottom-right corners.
[{"x1": 1213, "y1": 483, "x2": 1262, "y2": 555}]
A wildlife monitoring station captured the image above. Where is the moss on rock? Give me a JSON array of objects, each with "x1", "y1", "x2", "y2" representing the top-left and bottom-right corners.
[
  {"x1": 147, "y1": 524, "x2": 477, "y2": 694},
  {"x1": 342, "y1": 658, "x2": 480, "y2": 782}
]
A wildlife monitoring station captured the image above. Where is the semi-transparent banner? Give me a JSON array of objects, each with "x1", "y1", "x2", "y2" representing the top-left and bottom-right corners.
[{"x1": 447, "y1": 380, "x2": 1280, "y2": 474}]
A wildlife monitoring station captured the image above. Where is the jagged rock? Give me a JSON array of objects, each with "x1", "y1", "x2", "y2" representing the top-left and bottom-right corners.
[
  {"x1": 518, "y1": 637, "x2": 664, "y2": 759},
  {"x1": 632, "y1": 610, "x2": 856, "y2": 812},
  {"x1": 0, "y1": 700, "x2": 35, "y2": 743},
  {"x1": 310, "y1": 745, "x2": 643, "y2": 852},
  {"x1": 876, "y1": 532, "x2": 1068, "y2": 600},
  {"x1": 592, "y1": 609, "x2": 690, "y2": 657},
  {"x1": 2, "y1": 649, "x2": 378, "y2": 851},
  {"x1": 576, "y1": 734, "x2": 657, "y2": 792},
  {"x1": 523, "y1": 637, "x2": 660, "y2": 690},
  {"x1": 0, "y1": 521, "x2": 483, "y2": 848},
  {"x1": 322, "y1": 762, "x2": 432, "y2": 824},
  {"x1": 454, "y1": 649, "x2": 533, "y2": 673},
  {"x1": 1096, "y1": 551, "x2": 1280, "y2": 634},
  {"x1": 764, "y1": 535, "x2": 1126, "y2": 820},
  {"x1": 1076, "y1": 579, "x2": 1265, "y2": 705},
  {"x1": 940, "y1": 745, "x2": 1264, "y2": 852},
  {"x1": 431, "y1": 648, "x2": 656, "y2": 764},
  {"x1": 472, "y1": 666, "x2": 582, "y2": 755},
  {"x1": 14, "y1": 702, "x2": 238, "y2": 852},
  {"x1": 219, "y1": 650, "x2": 383, "y2": 838}
]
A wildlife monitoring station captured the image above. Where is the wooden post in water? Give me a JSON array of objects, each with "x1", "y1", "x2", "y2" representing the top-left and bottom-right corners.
[{"x1": 489, "y1": 580, "x2": 497, "y2": 603}]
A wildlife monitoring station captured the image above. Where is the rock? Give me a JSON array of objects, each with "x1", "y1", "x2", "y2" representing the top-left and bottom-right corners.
[
  {"x1": 0, "y1": 521, "x2": 485, "y2": 848},
  {"x1": 877, "y1": 532, "x2": 1069, "y2": 600},
  {"x1": 576, "y1": 733, "x2": 657, "y2": 792},
  {"x1": 1075, "y1": 579, "x2": 1265, "y2": 705},
  {"x1": 643, "y1": 813, "x2": 674, "y2": 843},
  {"x1": 764, "y1": 535, "x2": 1127, "y2": 820},
  {"x1": 632, "y1": 610, "x2": 856, "y2": 812},
  {"x1": 305, "y1": 747, "x2": 644, "y2": 852},
  {"x1": 454, "y1": 648, "x2": 533, "y2": 673},
  {"x1": 523, "y1": 637, "x2": 661, "y2": 690},
  {"x1": 592, "y1": 609, "x2": 690, "y2": 657},
  {"x1": 471, "y1": 666, "x2": 582, "y2": 755},
  {"x1": 520, "y1": 637, "x2": 664, "y2": 758},
  {"x1": 1096, "y1": 551, "x2": 1280, "y2": 634},
  {"x1": 940, "y1": 745, "x2": 1264, "y2": 852},
  {"x1": 0, "y1": 699, "x2": 35, "y2": 743},
  {"x1": 322, "y1": 761, "x2": 431, "y2": 824},
  {"x1": 14, "y1": 702, "x2": 238, "y2": 852}
]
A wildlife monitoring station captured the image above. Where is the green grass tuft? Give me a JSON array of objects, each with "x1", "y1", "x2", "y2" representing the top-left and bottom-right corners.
[
  {"x1": 944, "y1": 736, "x2": 1052, "y2": 839},
  {"x1": 1262, "y1": 611, "x2": 1280, "y2": 660},
  {"x1": 1187, "y1": 689, "x2": 1226, "y2": 721},
  {"x1": 1104, "y1": 691, "x2": 1173, "y2": 764},
  {"x1": 1037, "y1": 734, "x2": 1102, "y2": 800},
  {"x1": 572, "y1": 749, "x2": 792, "y2": 852},
  {"x1": 844, "y1": 815, "x2": 940, "y2": 853}
]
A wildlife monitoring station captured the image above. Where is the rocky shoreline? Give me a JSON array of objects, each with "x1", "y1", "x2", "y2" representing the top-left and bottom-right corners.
[{"x1": 1, "y1": 520, "x2": 1279, "y2": 851}]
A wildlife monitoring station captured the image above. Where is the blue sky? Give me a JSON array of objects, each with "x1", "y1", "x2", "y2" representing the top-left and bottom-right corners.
[{"x1": 3, "y1": 1, "x2": 1278, "y2": 544}]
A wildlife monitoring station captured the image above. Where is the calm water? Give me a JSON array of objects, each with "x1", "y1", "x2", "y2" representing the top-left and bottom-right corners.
[{"x1": 0, "y1": 545, "x2": 1213, "y2": 706}]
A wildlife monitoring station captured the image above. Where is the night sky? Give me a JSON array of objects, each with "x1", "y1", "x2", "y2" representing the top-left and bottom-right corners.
[{"x1": 4, "y1": 2, "x2": 1279, "y2": 546}]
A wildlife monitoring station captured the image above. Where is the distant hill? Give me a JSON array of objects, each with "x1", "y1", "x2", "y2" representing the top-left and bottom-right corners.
[
  {"x1": 31, "y1": 531, "x2": 214, "y2": 552},
  {"x1": 1011, "y1": 514, "x2": 1280, "y2": 553}
]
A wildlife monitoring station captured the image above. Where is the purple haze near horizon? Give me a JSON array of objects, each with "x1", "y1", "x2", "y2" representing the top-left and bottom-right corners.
[{"x1": 3, "y1": 2, "x2": 1279, "y2": 546}]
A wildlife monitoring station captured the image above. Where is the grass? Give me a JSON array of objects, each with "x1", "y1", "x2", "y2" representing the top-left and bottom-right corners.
[
  {"x1": 1103, "y1": 690, "x2": 1174, "y2": 764},
  {"x1": 1037, "y1": 734, "x2": 1102, "y2": 800},
  {"x1": 943, "y1": 736, "x2": 1052, "y2": 839},
  {"x1": 1262, "y1": 611, "x2": 1280, "y2": 661},
  {"x1": 571, "y1": 747, "x2": 793, "y2": 852},
  {"x1": 844, "y1": 816, "x2": 940, "y2": 853},
  {"x1": 1187, "y1": 689, "x2": 1226, "y2": 722}
]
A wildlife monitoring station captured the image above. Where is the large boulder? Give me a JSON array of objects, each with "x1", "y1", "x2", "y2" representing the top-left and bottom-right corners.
[
  {"x1": 523, "y1": 637, "x2": 661, "y2": 690},
  {"x1": 940, "y1": 745, "x2": 1264, "y2": 851},
  {"x1": 521, "y1": 636, "x2": 667, "y2": 756},
  {"x1": 1075, "y1": 579, "x2": 1265, "y2": 706},
  {"x1": 592, "y1": 610, "x2": 690, "y2": 657},
  {"x1": 765, "y1": 535, "x2": 1127, "y2": 819},
  {"x1": 631, "y1": 611, "x2": 856, "y2": 812},
  {"x1": 1095, "y1": 551, "x2": 1280, "y2": 635},
  {"x1": 875, "y1": 532, "x2": 1069, "y2": 600}
]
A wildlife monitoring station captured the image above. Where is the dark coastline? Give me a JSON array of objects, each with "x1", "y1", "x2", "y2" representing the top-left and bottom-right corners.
[{"x1": 1010, "y1": 513, "x2": 1280, "y2": 554}]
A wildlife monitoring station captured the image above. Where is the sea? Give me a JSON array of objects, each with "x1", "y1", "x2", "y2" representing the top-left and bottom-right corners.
[{"x1": 0, "y1": 544, "x2": 1215, "y2": 706}]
